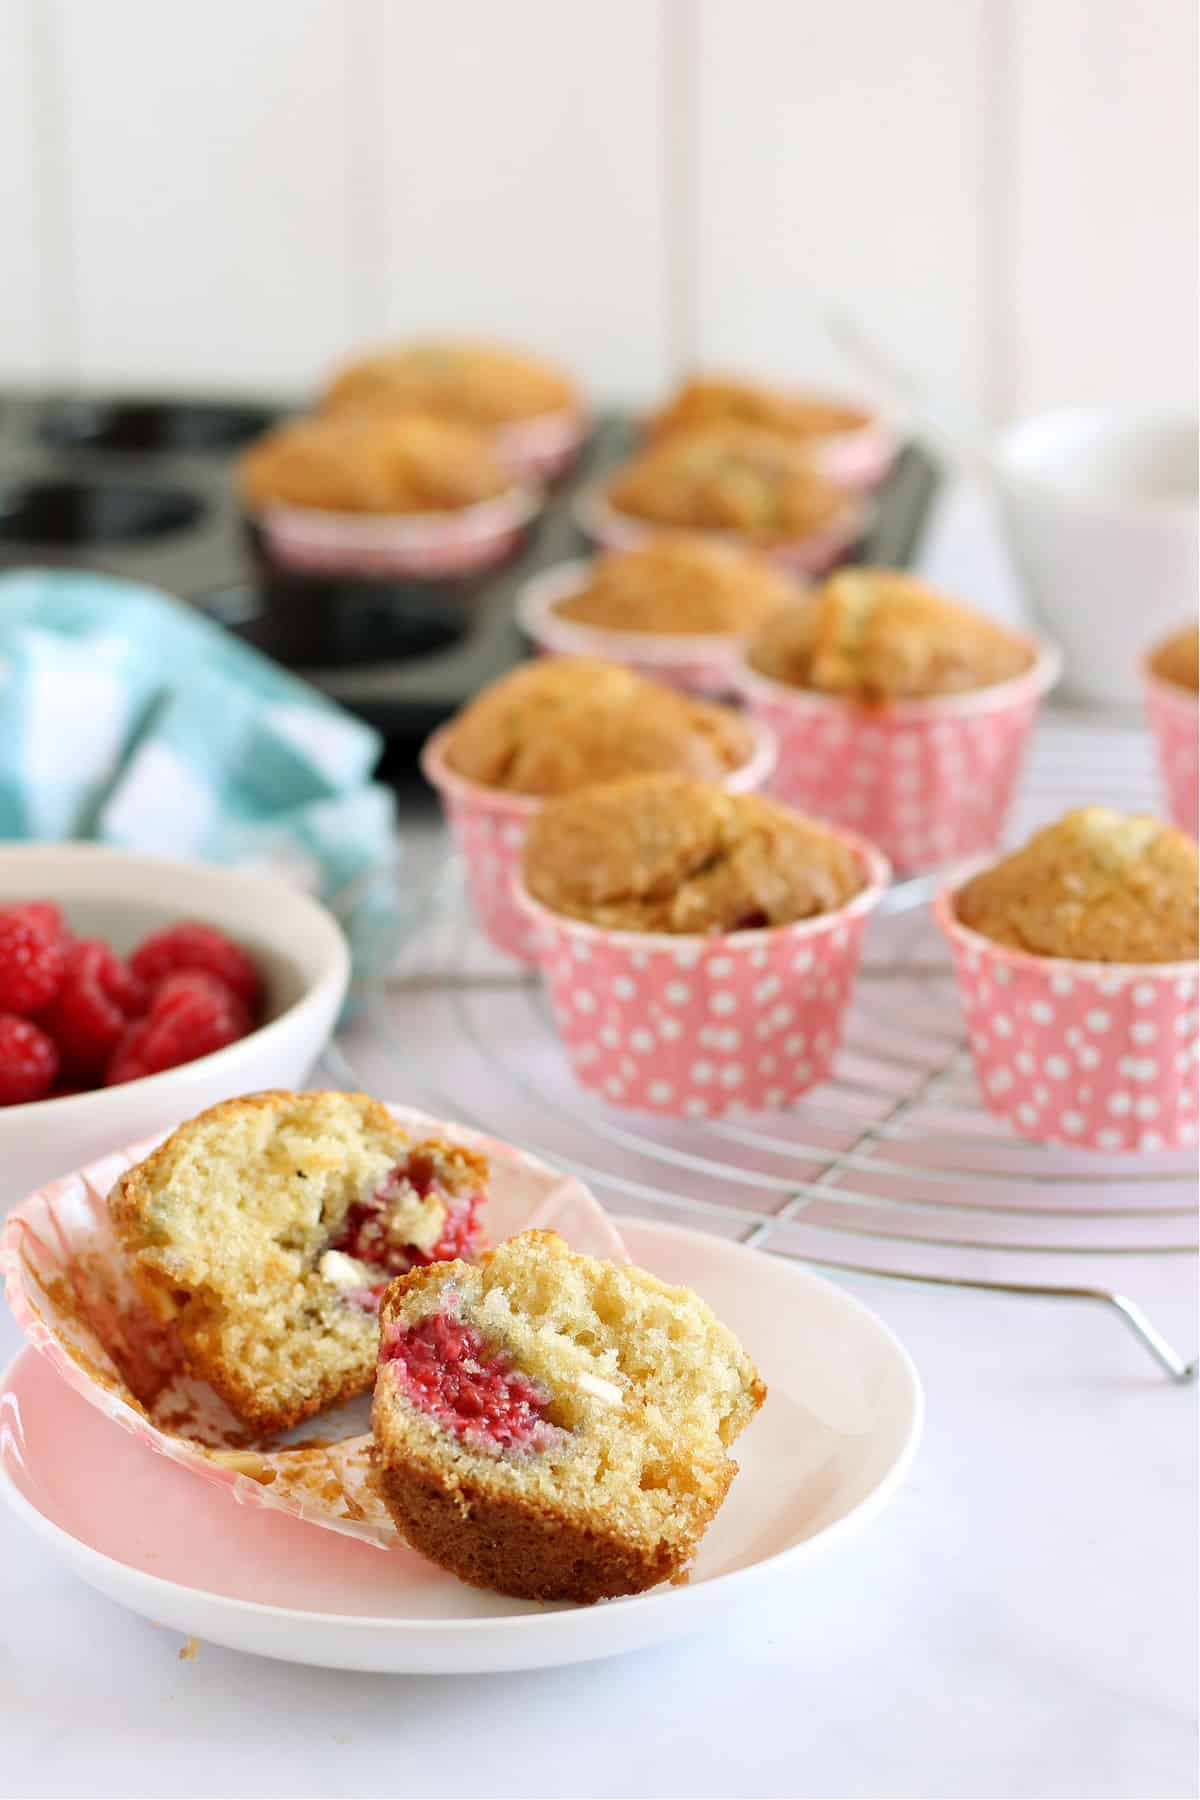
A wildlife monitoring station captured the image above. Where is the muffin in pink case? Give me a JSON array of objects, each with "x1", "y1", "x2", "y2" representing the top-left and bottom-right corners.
[
  {"x1": 494, "y1": 409, "x2": 586, "y2": 483},
  {"x1": 516, "y1": 775, "x2": 890, "y2": 1116},
  {"x1": 422, "y1": 675, "x2": 776, "y2": 962},
  {"x1": 516, "y1": 539, "x2": 804, "y2": 697},
  {"x1": 255, "y1": 483, "x2": 541, "y2": 579},
  {"x1": 644, "y1": 374, "x2": 894, "y2": 493},
  {"x1": 734, "y1": 570, "x2": 1060, "y2": 874},
  {"x1": 1142, "y1": 626, "x2": 1199, "y2": 837},
  {"x1": 936, "y1": 810, "x2": 1199, "y2": 1150}
]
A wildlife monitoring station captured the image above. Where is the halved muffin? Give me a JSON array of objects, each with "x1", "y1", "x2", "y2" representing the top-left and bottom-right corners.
[
  {"x1": 372, "y1": 1229, "x2": 765, "y2": 1602},
  {"x1": 110, "y1": 1090, "x2": 489, "y2": 1435}
]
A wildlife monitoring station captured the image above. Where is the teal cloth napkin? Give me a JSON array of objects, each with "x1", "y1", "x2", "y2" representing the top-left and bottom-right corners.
[{"x1": 0, "y1": 570, "x2": 400, "y2": 978}]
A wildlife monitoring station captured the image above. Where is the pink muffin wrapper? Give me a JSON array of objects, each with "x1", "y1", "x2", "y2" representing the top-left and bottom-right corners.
[
  {"x1": 251, "y1": 480, "x2": 542, "y2": 580},
  {"x1": 1142, "y1": 663, "x2": 1199, "y2": 838},
  {"x1": 515, "y1": 558, "x2": 801, "y2": 697},
  {"x1": 809, "y1": 415, "x2": 897, "y2": 492},
  {"x1": 572, "y1": 479, "x2": 871, "y2": 579},
  {"x1": 732, "y1": 642, "x2": 1062, "y2": 876},
  {"x1": 934, "y1": 886, "x2": 1199, "y2": 1152},
  {"x1": 421, "y1": 720, "x2": 778, "y2": 962},
  {"x1": 514, "y1": 831, "x2": 891, "y2": 1117},
  {"x1": 1, "y1": 1102, "x2": 628, "y2": 1550},
  {"x1": 494, "y1": 409, "x2": 586, "y2": 482}
]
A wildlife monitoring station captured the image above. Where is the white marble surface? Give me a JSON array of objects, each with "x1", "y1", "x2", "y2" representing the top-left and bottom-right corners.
[{"x1": 0, "y1": 485, "x2": 1196, "y2": 1800}]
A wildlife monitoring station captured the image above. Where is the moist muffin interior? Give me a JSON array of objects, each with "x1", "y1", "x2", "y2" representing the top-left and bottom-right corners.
[
  {"x1": 955, "y1": 807, "x2": 1199, "y2": 963},
  {"x1": 439, "y1": 656, "x2": 755, "y2": 795},
  {"x1": 746, "y1": 568, "x2": 1036, "y2": 702},
  {"x1": 521, "y1": 772, "x2": 864, "y2": 933},
  {"x1": 552, "y1": 535, "x2": 799, "y2": 637}
]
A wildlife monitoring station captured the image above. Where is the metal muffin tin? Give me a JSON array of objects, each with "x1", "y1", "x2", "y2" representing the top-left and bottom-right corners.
[{"x1": 0, "y1": 391, "x2": 939, "y2": 743}]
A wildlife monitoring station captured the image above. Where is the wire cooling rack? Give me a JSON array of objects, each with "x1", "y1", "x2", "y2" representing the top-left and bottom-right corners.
[{"x1": 329, "y1": 712, "x2": 1198, "y2": 1384}]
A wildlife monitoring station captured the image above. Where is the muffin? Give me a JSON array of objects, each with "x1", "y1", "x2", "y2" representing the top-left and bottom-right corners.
[
  {"x1": 648, "y1": 374, "x2": 870, "y2": 446},
  {"x1": 938, "y1": 812, "x2": 1199, "y2": 1150},
  {"x1": 320, "y1": 338, "x2": 583, "y2": 479},
  {"x1": 1144, "y1": 624, "x2": 1199, "y2": 836},
  {"x1": 237, "y1": 410, "x2": 511, "y2": 516},
  {"x1": 423, "y1": 660, "x2": 774, "y2": 961},
  {"x1": 109, "y1": 1090, "x2": 489, "y2": 1434},
  {"x1": 549, "y1": 537, "x2": 797, "y2": 637},
  {"x1": 516, "y1": 775, "x2": 888, "y2": 1116},
  {"x1": 372, "y1": 1228, "x2": 764, "y2": 1603},
  {"x1": 736, "y1": 570, "x2": 1056, "y2": 874},
  {"x1": 1148, "y1": 623, "x2": 1200, "y2": 694},
  {"x1": 955, "y1": 809, "x2": 1198, "y2": 964},
  {"x1": 522, "y1": 775, "x2": 862, "y2": 934}
]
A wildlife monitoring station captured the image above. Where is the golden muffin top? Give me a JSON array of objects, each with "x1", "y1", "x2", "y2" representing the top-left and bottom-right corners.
[
  {"x1": 320, "y1": 338, "x2": 580, "y2": 431},
  {"x1": 1149, "y1": 623, "x2": 1200, "y2": 694},
  {"x1": 604, "y1": 425, "x2": 846, "y2": 544},
  {"x1": 237, "y1": 410, "x2": 512, "y2": 515},
  {"x1": 552, "y1": 536, "x2": 799, "y2": 638},
  {"x1": 648, "y1": 374, "x2": 869, "y2": 445}
]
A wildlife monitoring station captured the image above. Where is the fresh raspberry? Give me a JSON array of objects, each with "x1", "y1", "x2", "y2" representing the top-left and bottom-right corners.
[
  {"x1": 381, "y1": 1311, "x2": 554, "y2": 1451},
  {"x1": 39, "y1": 938, "x2": 148, "y2": 1075},
  {"x1": 130, "y1": 923, "x2": 261, "y2": 1012},
  {"x1": 22, "y1": 903, "x2": 69, "y2": 948},
  {"x1": 0, "y1": 904, "x2": 68, "y2": 1015},
  {"x1": 105, "y1": 970, "x2": 250, "y2": 1086},
  {"x1": 0, "y1": 1013, "x2": 60, "y2": 1105}
]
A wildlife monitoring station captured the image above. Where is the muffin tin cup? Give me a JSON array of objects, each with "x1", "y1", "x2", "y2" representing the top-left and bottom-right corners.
[
  {"x1": 494, "y1": 409, "x2": 586, "y2": 482},
  {"x1": 732, "y1": 641, "x2": 1062, "y2": 876},
  {"x1": 513, "y1": 830, "x2": 890, "y2": 1117},
  {"x1": 811, "y1": 415, "x2": 897, "y2": 492},
  {"x1": 515, "y1": 558, "x2": 776, "y2": 696},
  {"x1": 249, "y1": 481, "x2": 543, "y2": 580},
  {"x1": 572, "y1": 479, "x2": 870, "y2": 579},
  {"x1": 1142, "y1": 660, "x2": 1199, "y2": 837},
  {"x1": 933, "y1": 882, "x2": 1199, "y2": 1152},
  {"x1": 421, "y1": 722, "x2": 778, "y2": 963}
]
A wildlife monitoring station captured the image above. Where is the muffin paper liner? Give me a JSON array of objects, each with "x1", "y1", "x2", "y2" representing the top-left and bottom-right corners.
[
  {"x1": 811, "y1": 416, "x2": 896, "y2": 492},
  {"x1": 516, "y1": 558, "x2": 778, "y2": 696},
  {"x1": 421, "y1": 722, "x2": 778, "y2": 962},
  {"x1": 934, "y1": 887, "x2": 1199, "y2": 1151},
  {"x1": 514, "y1": 832, "x2": 890, "y2": 1117},
  {"x1": 251, "y1": 481, "x2": 542, "y2": 579},
  {"x1": 494, "y1": 409, "x2": 585, "y2": 482},
  {"x1": 1143, "y1": 665, "x2": 1198, "y2": 838},
  {"x1": 572, "y1": 480, "x2": 869, "y2": 579},
  {"x1": 1, "y1": 1103, "x2": 628, "y2": 1550},
  {"x1": 733, "y1": 643, "x2": 1061, "y2": 876}
]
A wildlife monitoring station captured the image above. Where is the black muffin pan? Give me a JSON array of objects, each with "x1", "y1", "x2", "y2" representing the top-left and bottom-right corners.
[{"x1": 0, "y1": 390, "x2": 939, "y2": 746}]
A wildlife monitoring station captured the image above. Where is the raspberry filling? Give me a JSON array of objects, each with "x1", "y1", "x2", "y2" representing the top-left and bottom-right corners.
[
  {"x1": 327, "y1": 1148, "x2": 485, "y2": 1311},
  {"x1": 381, "y1": 1308, "x2": 556, "y2": 1454}
]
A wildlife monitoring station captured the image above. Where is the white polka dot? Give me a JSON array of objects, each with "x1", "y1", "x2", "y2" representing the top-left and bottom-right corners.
[
  {"x1": 1107, "y1": 1092, "x2": 1132, "y2": 1116},
  {"x1": 988, "y1": 1068, "x2": 1014, "y2": 1094},
  {"x1": 1097, "y1": 1128, "x2": 1124, "y2": 1150},
  {"x1": 629, "y1": 1027, "x2": 655, "y2": 1053},
  {"x1": 1077, "y1": 1045, "x2": 1101, "y2": 1070},
  {"x1": 994, "y1": 964, "x2": 1012, "y2": 987},
  {"x1": 1029, "y1": 1001, "x2": 1054, "y2": 1025},
  {"x1": 716, "y1": 1027, "x2": 741, "y2": 1051},
  {"x1": 708, "y1": 990, "x2": 737, "y2": 1016},
  {"x1": 1050, "y1": 972, "x2": 1075, "y2": 997},
  {"x1": 1180, "y1": 1120, "x2": 1197, "y2": 1143},
  {"x1": 1131, "y1": 1021, "x2": 1158, "y2": 1044},
  {"x1": 1139, "y1": 1129, "x2": 1163, "y2": 1151},
  {"x1": 683, "y1": 1096, "x2": 709, "y2": 1118},
  {"x1": 783, "y1": 1032, "x2": 806, "y2": 1055},
  {"x1": 665, "y1": 981, "x2": 691, "y2": 1006},
  {"x1": 573, "y1": 989, "x2": 596, "y2": 1014},
  {"x1": 1016, "y1": 1103, "x2": 1039, "y2": 1127},
  {"x1": 793, "y1": 1061, "x2": 814, "y2": 1085},
  {"x1": 673, "y1": 944, "x2": 701, "y2": 969},
  {"x1": 1061, "y1": 1110, "x2": 1084, "y2": 1135},
  {"x1": 754, "y1": 974, "x2": 782, "y2": 1005},
  {"x1": 571, "y1": 941, "x2": 592, "y2": 963},
  {"x1": 993, "y1": 1014, "x2": 1013, "y2": 1038},
  {"x1": 631, "y1": 950, "x2": 648, "y2": 970},
  {"x1": 598, "y1": 1024, "x2": 620, "y2": 1049},
  {"x1": 1046, "y1": 1055, "x2": 1069, "y2": 1079},
  {"x1": 770, "y1": 1002, "x2": 794, "y2": 1029},
  {"x1": 690, "y1": 1060, "x2": 714, "y2": 1085},
  {"x1": 709, "y1": 956, "x2": 735, "y2": 979},
  {"x1": 749, "y1": 948, "x2": 769, "y2": 969},
  {"x1": 765, "y1": 1087, "x2": 785, "y2": 1108},
  {"x1": 1034, "y1": 1084, "x2": 1050, "y2": 1106},
  {"x1": 604, "y1": 1076, "x2": 625, "y2": 1098},
  {"x1": 758, "y1": 1053, "x2": 777, "y2": 1075},
  {"x1": 1175, "y1": 1046, "x2": 1196, "y2": 1071},
  {"x1": 718, "y1": 1064, "x2": 744, "y2": 1088},
  {"x1": 620, "y1": 1056, "x2": 638, "y2": 1078},
  {"x1": 612, "y1": 974, "x2": 636, "y2": 1001},
  {"x1": 658, "y1": 1017, "x2": 682, "y2": 1041},
  {"x1": 1134, "y1": 1094, "x2": 1159, "y2": 1120},
  {"x1": 1176, "y1": 977, "x2": 1196, "y2": 1001},
  {"x1": 1122, "y1": 1056, "x2": 1159, "y2": 1083},
  {"x1": 1065, "y1": 1027, "x2": 1082, "y2": 1047},
  {"x1": 791, "y1": 950, "x2": 813, "y2": 975},
  {"x1": 1132, "y1": 982, "x2": 1157, "y2": 1006},
  {"x1": 1174, "y1": 1011, "x2": 1197, "y2": 1037},
  {"x1": 1086, "y1": 1009, "x2": 1111, "y2": 1033},
  {"x1": 1015, "y1": 1050, "x2": 1035, "y2": 1075},
  {"x1": 648, "y1": 1080, "x2": 673, "y2": 1104}
]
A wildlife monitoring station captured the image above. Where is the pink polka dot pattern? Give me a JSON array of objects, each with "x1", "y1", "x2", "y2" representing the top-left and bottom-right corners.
[
  {"x1": 254, "y1": 482, "x2": 542, "y2": 579},
  {"x1": 733, "y1": 646, "x2": 1060, "y2": 875},
  {"x1": 516, "y1": 835, "x2": 890, "y2": 1117},
  {"x1": 572, "y1": 480, "x2": 867, "y2": 578},
  {"x1": 1144, "y1": 671, "x2": 1199, "y2": 838},
  {"x1": 935, "y1": 885, "x2": 1200, "y2": 1150},
  {"x1": 421, "y1": 721, "x2": 777, "y2": 963}
]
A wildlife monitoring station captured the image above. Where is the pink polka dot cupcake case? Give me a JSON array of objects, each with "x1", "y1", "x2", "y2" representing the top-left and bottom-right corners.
[
  {"x1": 1143, "y1": 661, "x2": 1199, "y2": 838},
  {"x1": 733, "y1": 643, "x2": 1061, "y2": 876},
  {"x1": 935, "y1": 885, "x2": 1199, "y2": 1152},
  {"x1": 515, "y1": 833, "x2": 891, "y2": 1118}
]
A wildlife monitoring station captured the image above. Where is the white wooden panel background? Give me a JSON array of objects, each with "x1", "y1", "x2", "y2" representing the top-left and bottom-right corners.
[{"x1": 1, "y1": 0, "x2": 1195, "y2": 422}]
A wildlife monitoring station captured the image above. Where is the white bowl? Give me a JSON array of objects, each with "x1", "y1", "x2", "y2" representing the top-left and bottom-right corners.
[
  {"x1": 993, "y1": 409, "x2": 1198, "y2": 706},
  {"x1": 0, "y1": 844, "x2": 350, "y2": 1207}
]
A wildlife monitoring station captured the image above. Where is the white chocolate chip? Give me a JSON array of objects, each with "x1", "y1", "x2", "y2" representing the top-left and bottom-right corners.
[
  {"x1": 575, "y1": 1371, "x2": 624, "y2": 1407},
  {"x1": 318, "y1": 1250, "x2": 374, "y2": 1290}
]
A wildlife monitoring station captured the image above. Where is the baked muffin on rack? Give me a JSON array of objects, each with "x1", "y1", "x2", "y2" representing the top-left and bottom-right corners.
[
  {"x1": 1148, "y1": 623, "x2": 1200, "y2": 694},
  {"x1": 648, "y1": 373, "x2": 870, "y2": 447},
  {"x1": 320, "y1": 338, "x2": 580, "y2": 434},
  {"x1": 745, "y1": 568, "x2": 1035, "y2": 702},
  {"x1": 522, "y1": 773, "x2": 864, "y2": 934},
  {"x1": 549, "y1": 535, "x2": 798, "y2": 639},
  {"x1": 372, "y1": 1228, "x2": 765, "y2": 1602},
  {"x1": 439, "y1": 657, "x2": 757, "y2": 796},
  {"x1": 110, "y1": 1090, "x2": 489, "y2": 1435},
  {"x1": 604, "y1": 425, "x2": 846, "y2": 544},
  {"x1": 237, "y1": 410, "x2": 512, "y2": 515},
  {"x1": 955, "y1": 808, "x2": 1199, "y2": 964}
]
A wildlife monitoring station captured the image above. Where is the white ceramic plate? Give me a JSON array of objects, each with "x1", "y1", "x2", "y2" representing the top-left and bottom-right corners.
[{"x1": 0, "y1": 1218, "x2": 921, "y2": 1673}]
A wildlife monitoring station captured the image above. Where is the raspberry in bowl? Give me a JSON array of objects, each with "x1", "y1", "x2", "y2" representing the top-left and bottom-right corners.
[
  {"x1": 0, "y1": 844, "x2": 348, "y2": 1204},
  {"x1": 515, "y1": 773, "x2": 890, "y2": 1116},
  {"x1": 421, "y1": 657, "x2": 776, "y2": 961},
  {"x1": 935, "y1": 808, "x2": 1199, "y2": 1150}
]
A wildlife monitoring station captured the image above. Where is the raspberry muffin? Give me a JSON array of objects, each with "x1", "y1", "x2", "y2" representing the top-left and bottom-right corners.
[
  {"x1": 320, "y1": 338, "x2": 583, "y2": 479},
  {"x1": 372, "y1": 1228, "x2": 764, "y2": 1602},
  {"x1": 736, "y1": 569, "x2": 1057, "y2": 873},
  {"x1": 1144, "y1": 623, "x2": 1199, "y2": 836},
  {"x1": 517, "y1": 537, "x2": 799, "y2": 693},
  {"x1": 582, "y1": 425, "x2": 861, "y2": 575},
  {"x1": 516, "y1": 774, "x2": 888, "y2": 1115},
  {"x1": 937, "y1": 811, "x2": 1199, "y2": 1149},
  {"x1": 422, "y1": 659, "x2": 774, "y2": 960},
  {"x1": 110, "y1": 1090, "x2": 489, "y2": 1434},
  {"x1": 647, "y1": 372, "x2": 893, "y2": 489}
]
